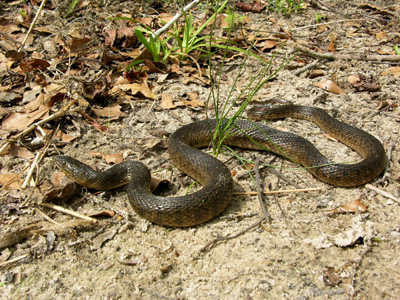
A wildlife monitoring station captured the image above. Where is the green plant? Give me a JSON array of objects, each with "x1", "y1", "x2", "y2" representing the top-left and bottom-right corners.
[
  {"x1": 208, "y1": 49, "x2": 295, "y2": 157},
  {"x1": 135, "y1": 26, "x2": 172, "y2": 63},
  {"x1": 394, "y1": 45, "x2": 400, "y2": 55},
  {"x1": 315, "y1": 13, "x2": 324, "y2": 23},
  {"x1": 65, "y1": 0, "x2": 80, "y2": 17},
  {"x1": 267, "y1": 0, "x2": 304, "y2": 16},
  {"x1": 169, "y1": 11, "x2": 210, "y2": 58},
  {"x1": 223, "y1": 10, "x2": 246, "y2": 29},
  {"x1": 167, "y1": 0, "x2": 229, "y2": 57}
]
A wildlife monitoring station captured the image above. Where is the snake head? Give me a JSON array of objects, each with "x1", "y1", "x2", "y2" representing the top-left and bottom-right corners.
[{"x1": 54, "y1": 156, "x2": 99, "y2": 186}]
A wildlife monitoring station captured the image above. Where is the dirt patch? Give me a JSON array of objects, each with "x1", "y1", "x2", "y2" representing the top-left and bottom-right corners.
[{"x1": 1, "y1": 1, "x2": 400, "y2": 299}]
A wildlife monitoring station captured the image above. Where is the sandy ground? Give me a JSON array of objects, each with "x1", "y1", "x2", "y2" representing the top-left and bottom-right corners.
[{"x1": 1, "y1": 0, "x2": 400, "y2": 299}]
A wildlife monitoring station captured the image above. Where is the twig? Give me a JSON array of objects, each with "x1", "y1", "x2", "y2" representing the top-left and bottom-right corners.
[
  {"x1": 0, "y1": 254, "x2": 29, "y2": 270},
  {"x1": 293, "y1": 60, "x2": 319, "y2": 76},
  {"x1": 295, "y1": 44, "x2": 400, "y2": 62},
  {"x1": 199, "y1": 218, "x2": 265, "y2": 252},
  {"x1": 22, "y1": 152, "x2": 41, "y2": 189},
  {"x1": 348, "y1": 245, "x2": 370, "y2": 298},
  {"x1": 265, "y1": 166, "x2": 302, "y2": 188},
  {"x1": 234, "y1": 187, "x2": 322, "y2": 195},
  {"x1": 255, "y1": 158, "x2": 270, "y2": 221},
  {"x1": 0, "y1": 99, "x2": 77, "y2": 155},
  {"x1": 365, "y1": 184, "x2": 400, "y2": 204},
  {"x1": 381, "y1": 112, "x2": 400, "y2": 121},
  {"x1": 20, "y1": 0, "x2": 47, "y2": 50},
  {"x1": 41, "y1": 203, "x2": 98, "y2": 223},
  {"x1": 35, "y1": 208, "x2": 63, "y2": 227},
  {"x1": 293, "y1": 19, "x2": 366, "y2": 30},
  {"x1": 153, "y1": 0, "x2": 200, "y2": 37}
]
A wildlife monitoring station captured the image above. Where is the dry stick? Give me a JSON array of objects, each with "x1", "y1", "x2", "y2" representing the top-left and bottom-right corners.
[
  {"x1": 200, "y1": 160, "x2": 271, "y2": 252},
  {"x1": 20, "y1": 0, "x2": 47, "y2": 50},
  {"x1": 293, "y1": 60, "x2": 319, "y2": 76},
  {"x1": 0, "y1": 99, "x2": 77, "y2": 155},
  {"x1": 21, "y1": 124, "x2": 61, "y2": 207},
  {"x1": 255, "y1": 158, "x2": 270, "y2": 221},
  {"x1": 234, "y1": 187, "x2": 322, "y2": 195},
  {"x1": 365, "y1": 184, "x2": 400, "y2": 204},
  {"x1": 153, "y1": 0, "x2": 200, "y2": 37},
  {"x1": 21, "y1": 152, "x2": 40, "y2": 189},
  {"x1": 0, "y1": 254, "x2": 29, "y2": 270},
  {"x1": 266, "y1": 166, "x2": 302, "y2": 189},
  {"x1": 41, "y1": 203, "x2": 98, "y2": 223},
  {"x1": 293, "y1": 19, "x2": 366, "y2": 30},
  {"x1": 295, "y1": 44, "x2": 400, "y2": 62},
  {"x1": 199, "y1": 219, "x2": 264, "y2": 252},
  {"x1": 35, "y1": 208, "x2": 63, "y2": 227}
]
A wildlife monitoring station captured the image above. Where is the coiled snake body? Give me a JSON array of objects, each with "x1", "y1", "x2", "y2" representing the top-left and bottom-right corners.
[{"x1": 55, "y1": 105, "x2": 386, "y2": 227}]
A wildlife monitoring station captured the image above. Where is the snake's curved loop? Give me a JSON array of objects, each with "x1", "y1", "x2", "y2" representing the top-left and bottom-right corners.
[{"x1": 55, "y1": 105, "x2": 386, "y2": 227}]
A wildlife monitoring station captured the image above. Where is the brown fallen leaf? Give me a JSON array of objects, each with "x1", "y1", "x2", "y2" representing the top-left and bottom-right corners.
[
  {"x1": 347, "y1": 74, "x2": 361, "y2": 84},
  {"x1": 308, "y1": 69, "x2": 324, "y2": 78},
  {"x1": 111, "y1": 83, "x2": 156, "y2": 100},
  {"x1": 347, "y1": 74, "x2": 380, "y2": 92},
  {"x1": 88, "y1": 210, "x2": 115, "y2": 218},
  {"x1": 41, "y1": 174, "x2": 78, "y2": 202},
  {"x1": 88, "y1": 152, "x2": 124, "y2": 164},
  {"x1": 1, "y1": 106, "x2": 50, "y2": 130},
  {"x1": 260, "y1": 40, "x2": 277, "y2": 52},
  {"x1": 0, "y1": 173, "x2": 23, "y2": 190},
  {"x1": 327, "y1": 32, "x2": 336, "y2": 52},
  {"x1": 313, "y1": 80, "x2": 345, "y2": 94},
  {"x1": 381, "y1": 66, "x2": 400, "y2": 78},
  {"x1": 35, "y1": 128, "x2": 78, "y2": 144},
  {"x1": 160, "y1": 93, "x2": 184, "y2": 109},
  {"x1": 236, "y1": 1, "x2": 265, "y2": 13},
  {"x1": 150, "y1": 177, "x2": 170, "y2": 193},
  {"x1": 91, "y1": 104, "x2": 126, "y2": 120},
  {"x1": 325, "y1": 199, "x2": 368, "y2": 215},
  {"x1": 181, "y1": 92, "x2": 205, "y2": 108},
  {"x1": 376, "y1": 31, "x2": 388, "y2": 41},
  {"x1": 0, "y1": 143, "x2": 34, "y2": 159}
]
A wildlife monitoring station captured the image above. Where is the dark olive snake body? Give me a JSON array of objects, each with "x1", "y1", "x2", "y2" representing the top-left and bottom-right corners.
[{"x1": 55, "y1": 105, "x2": 386, "y2": 227}]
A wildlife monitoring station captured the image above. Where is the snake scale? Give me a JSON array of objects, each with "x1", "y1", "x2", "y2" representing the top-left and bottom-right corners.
[{"x1": 55, "y1": 105, "x2": 386, "y2": 227}]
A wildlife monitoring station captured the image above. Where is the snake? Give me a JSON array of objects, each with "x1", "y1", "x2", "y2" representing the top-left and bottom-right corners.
[{"x1": 55, "y1": 105, "x2": 386, "y2": 227}]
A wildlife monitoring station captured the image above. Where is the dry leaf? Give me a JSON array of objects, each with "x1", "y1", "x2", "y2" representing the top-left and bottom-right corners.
[
  {"x1": 181, "y1": 92, "x2": 205, "y2": 108},
  {"x1": 376, "y1": 31, "x2": 388, "y2": 41},
  {"x1": 0, "y1": 173, "x2": 23, "y2": 190},
  {"x1": 261, "y1": 40, "x2": 277, "y2": 51},
  {"x1": 40, "y1": 173, "x2": 78, "y2": 202},
  {"x1": 36, "y1": 128, "x2": 78, "y2": 143},
  {"x1": 150, "y1": 177, "x2": 170, "y2": 193},
  {"x1": 2, "y1": 106, "x2": 49, "y2": 130},
  {"x1": 381, "y1": 66, "x2": 400, "y2": 78},
  {"x1": 313, "y1": 80, "x2": 345, "y2": 94},
  {"x1": 160, "y1": 93, "x2": 183, "y2": 109},
  {"x1": 347, "y1": 74, "x2": 361, "y2": 84},
  {"x1": 309, "y1": 69, "x2": 324, "y2": 78},
  {"x1": 88, "y1": 210, "x2": 115, "y2": 218},
  {"x1": 325, "y1": 199, "x2": 368, "y2": 215},
  {"x1": 91, "y1": 104, "x2": 126, "y2": 120},
  {"x1": 111, "y1": 83, "x2": 156, "y2": 99},
  {"x1": 347, "y1": 74, "x2": 380, "y2": 92},
  {"x1": 327, "y1": 33, "x2": 336, "y2": 52},
  {"x1": 88, "y1": 151, "x2": 124, "y2": 164},
  {"x1": 0, "y1": 143, "x2": 34, "y2": 159}
]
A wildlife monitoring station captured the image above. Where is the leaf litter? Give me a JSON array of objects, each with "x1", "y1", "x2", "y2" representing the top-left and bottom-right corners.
[{"x1": 0, "y1": 0, "x2": 400, "y2": 299}]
